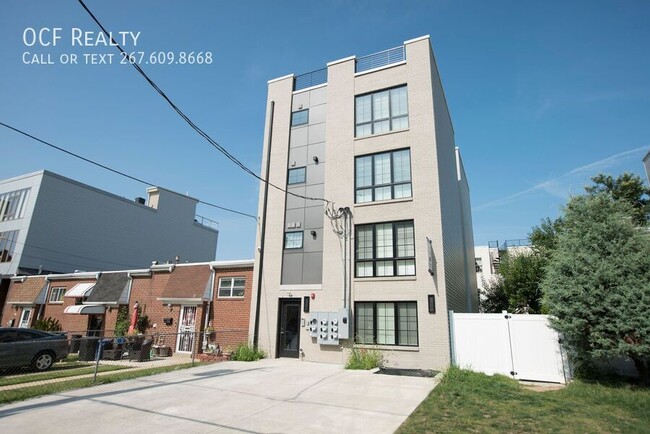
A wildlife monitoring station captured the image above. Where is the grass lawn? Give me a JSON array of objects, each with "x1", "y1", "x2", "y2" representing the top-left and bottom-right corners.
[
  {"x1": 398, "y1": 367, "x2": 650, "y2": 434},
  {"x1": 0, "y1": 364, "x2": 128, "y2": 386},
  {"x1": 0, "y1": 362, "x2": 199, "y2": 405}
]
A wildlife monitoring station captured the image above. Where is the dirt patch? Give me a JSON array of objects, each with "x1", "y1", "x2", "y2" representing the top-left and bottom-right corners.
[{"x1": 520, "y1": 381, "x2": 566, "y2": 392}]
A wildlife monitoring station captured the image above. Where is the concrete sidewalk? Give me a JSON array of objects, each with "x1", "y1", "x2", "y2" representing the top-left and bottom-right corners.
[{"x1": 0, "y1": 358, "x2": 439, "y2": 433}]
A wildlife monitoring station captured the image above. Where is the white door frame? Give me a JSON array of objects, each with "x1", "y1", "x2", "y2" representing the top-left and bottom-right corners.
[
  {"x1": 176, "y1": 305, "x2": 197, "y2": 353},
  {"x1": 19, "y1": 307, "x2": 33, "y2": 328}
]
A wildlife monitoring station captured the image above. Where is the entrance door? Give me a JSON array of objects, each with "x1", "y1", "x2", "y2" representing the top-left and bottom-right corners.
[
  {"x1": 19, "y1": 308, "x2": 32, "y2": 328},
  {"x1": 278, "y1": 299, "x2": 301, "y2": 358},
  {"x1": 177, "y1": 306, "x2": 197, "y2": 353}
]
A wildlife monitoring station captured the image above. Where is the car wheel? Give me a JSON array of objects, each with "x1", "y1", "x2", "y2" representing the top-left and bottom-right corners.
[{"x1": 32, "y1": 351, "x2": 55, "y2": 371}]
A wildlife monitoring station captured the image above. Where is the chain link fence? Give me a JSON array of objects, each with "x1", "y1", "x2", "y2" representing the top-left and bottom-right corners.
[{"x1": 0, "y1": 329, "x2": 249, "y2": 404}]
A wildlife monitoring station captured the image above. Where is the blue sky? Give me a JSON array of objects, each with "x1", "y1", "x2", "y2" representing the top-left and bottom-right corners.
[{"x1": 1, "y1": 0, "x2": 649, "y2": 261}]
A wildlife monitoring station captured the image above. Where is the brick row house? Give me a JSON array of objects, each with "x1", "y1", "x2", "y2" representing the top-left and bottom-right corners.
[{"x1": 0, "y1": 260, "x2": 253, "y2": 355}]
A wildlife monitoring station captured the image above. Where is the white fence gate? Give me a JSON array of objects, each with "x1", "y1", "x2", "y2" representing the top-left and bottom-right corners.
[{"x1": 449, "y1": 311, "x2": 570, "y2": 384}]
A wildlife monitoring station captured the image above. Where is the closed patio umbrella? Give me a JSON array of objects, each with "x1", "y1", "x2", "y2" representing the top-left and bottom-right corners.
[{"x1": 128, "y1": 301, "x2": 139, "y2": 334}]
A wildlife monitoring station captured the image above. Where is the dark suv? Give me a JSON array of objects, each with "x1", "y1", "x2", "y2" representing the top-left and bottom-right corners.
[{"x1": 0, "y1": 328, "x2": 70, "y2": 372}]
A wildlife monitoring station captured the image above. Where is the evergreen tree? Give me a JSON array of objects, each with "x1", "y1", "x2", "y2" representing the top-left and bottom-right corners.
[{"x1": 542, "y1": 194, "x2": 650, "y2": 382}]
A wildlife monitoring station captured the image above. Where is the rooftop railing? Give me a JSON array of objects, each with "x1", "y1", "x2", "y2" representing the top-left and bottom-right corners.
[
  {"x1": 293, "y1": 67, "x2": 328, "y2": 91},
  {"x1": 500, "y1": 239, "x2": 531, "y2": 250},
  {"x1": 194, "y1": 214, "x2": 219, "y2": 230},
  {"x1": 355, "y1": 45, "x2": 405, "y2": 73}
]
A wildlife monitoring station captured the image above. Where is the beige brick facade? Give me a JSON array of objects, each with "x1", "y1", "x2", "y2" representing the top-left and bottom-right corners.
[{"x1": 252, "y1": 36, "x2": 478, "y2": 370}]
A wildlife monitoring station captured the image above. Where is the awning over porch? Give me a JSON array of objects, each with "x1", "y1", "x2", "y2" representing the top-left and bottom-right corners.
[
  {"x1": 64, "y1": 282, "x2": 96, "y2": 298},
  {"x1": 85, "y1": 272, "x2": 129, "y2": 304},
  {"x1": 64, "y1": 305, "x2": 106, "y2": 315}
]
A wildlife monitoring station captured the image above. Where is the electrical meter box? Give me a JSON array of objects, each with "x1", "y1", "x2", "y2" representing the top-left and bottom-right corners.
[{"x1": 309, "y1": 309, "x2": 351, "y2": 345}]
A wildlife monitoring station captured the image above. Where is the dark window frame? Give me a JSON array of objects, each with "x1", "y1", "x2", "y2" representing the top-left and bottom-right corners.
[
  {"x1": 291, "y1": 109, "x2": 309, "y2": 127},
  {"x1": 354, "y1": 85, "x2": 409, "y2": 137},
  {"x1": 354, "y1": 148, "x2": 412, "y2": 203},
  {"x1": 355, "y1": 220, "x2": 416, "y2": 278},
  {"x1": 287, "y1": 167, "x2": 307, "y2": 185},
  {"x1": 284, "y1": 231, "x2": 304, "y2": 249},
  {"x1": 354, "y1": 301, "x2": 419, "y2": 346}
]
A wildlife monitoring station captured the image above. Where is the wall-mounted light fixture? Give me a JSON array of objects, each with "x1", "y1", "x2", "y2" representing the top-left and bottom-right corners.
[
  {"x1": 167, "y1": 303, "x2": 172, "y2": 312},
  {"x1": 310, "y1": 230, "x2": 317, "y2": 238},
  {"x1": 428, "y1": 294, "x2": 436, "y2": 314},
  {"x1": 312, "y1": 156, "x2": 319, "y2": 164}
]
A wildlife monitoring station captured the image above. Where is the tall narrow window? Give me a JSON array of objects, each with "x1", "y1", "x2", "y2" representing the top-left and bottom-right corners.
[
  {"x1": 291, "y1": 109, "x2": 309, "y2": 126},
  {"x1": 355, "y1": 149, "x2": 412, "y2": 203},
  {"x1": 354, "y1": 301, "x2": 418, "y2": 346},
  {"x1": 355, "y1": 86, "x2": 408, "y2": 137},
  {"x1": 0, "y1": 188, "x2": 31, "y2": 222},
  {"x1": 355, "y1": 221, "x2": 415, "y2": 277}
]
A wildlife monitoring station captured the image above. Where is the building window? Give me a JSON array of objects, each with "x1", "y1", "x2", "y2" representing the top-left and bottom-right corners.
[
  {"x1": 355, "y1": 86, "x2": 408, "y2": 137},
  {"x1": 291, "y1": 109, "x2": 309, "y2": 126},
  {"x1": 355, "y1": 221, "x2": 415, "y2": 277},
  {"x1": 355, "y1": 149, "x2": 412, "y2": 203},
  {"x1": 355, "y1": 301, "x2": 418, "y2": 346},
  {"x1": 475, "y1": 257, "x2": 483, "y2": 273},
  {"x1": 0, "y1": 188, "x2": 31, "y2": 222},
  {"x1": 0, "y1": 230, "x2": 18, "y2": 263},
  {"x1": 284, "y1": 231, "x2": 304, "y2": 249},
  {"x1": 49, "y1": 287, "x2": 65, "y2": 303},
  {"x1": 218, "y1": 277, "x2": 245, "y2": 298},
  {"x1": 287, "y1": 167, "x2": 306, "y2": 185}
]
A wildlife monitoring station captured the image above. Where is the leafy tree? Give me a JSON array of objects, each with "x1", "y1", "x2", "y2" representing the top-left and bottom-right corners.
[
  {"x1": 529, "y1": 217, "x2": 563, "y2": 257},
  {"x1": 585, "y1": 173, "x2": 650, "y2": 226},
  {"x1": 542, "y1": 194, "x2": 650, "y2": 383},
  {"x1": 480, "y1": 251, "x2": 546, "y2": 314}
]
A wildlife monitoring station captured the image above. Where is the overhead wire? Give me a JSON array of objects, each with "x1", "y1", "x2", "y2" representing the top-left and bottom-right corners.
[
  {"x1": 77, "y1": 0, "x2": 330, "y2": 206},
  {"x1": 0, "y1": 121, "x2": 257, "y2": 220}
]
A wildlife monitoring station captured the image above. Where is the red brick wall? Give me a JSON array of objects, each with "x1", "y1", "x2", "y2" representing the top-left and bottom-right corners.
[{"x1": 211, "y1": 267, "x2": 253, "y2": 350}]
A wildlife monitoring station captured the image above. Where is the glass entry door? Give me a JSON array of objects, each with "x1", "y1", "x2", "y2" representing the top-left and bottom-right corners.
[
  {"x1": 177, "y1": 306, "x2": 197, "y2": 353},
  {"x1": 278, "y1": 299, "x2": 301, "y2": 358},
  {"x1": 19, "y1": 308, "x2": 32, "y2": 328}
]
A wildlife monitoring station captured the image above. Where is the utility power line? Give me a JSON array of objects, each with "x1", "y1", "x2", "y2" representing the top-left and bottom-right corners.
[
  {"x1": 77, "y1": 0, "x2": 329, "y2": 205},
  {"x1": 0, "y1": 121, "x2": 257, "y2": 220}
]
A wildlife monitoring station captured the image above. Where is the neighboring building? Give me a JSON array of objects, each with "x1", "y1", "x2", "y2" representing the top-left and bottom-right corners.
[
  {"x1": 251, "y1": 35, "x2": 478, "y2": 370},
  {"x1": 475, "y1": 239, "x2": 532, "y2": 293},
  {"x1": 1, "y1": 260, "x2": 253, "y2": 355},
  {"x1": 644, "y1": 150, "x2": 650, "y2": 184},
  {"x1": 0, "y1": 170, "x2": 219, "y2": 310}
]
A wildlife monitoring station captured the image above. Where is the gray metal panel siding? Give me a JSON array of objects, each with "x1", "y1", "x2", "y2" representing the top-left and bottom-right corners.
[
  {"x1": 20, "y1": 173, "x2": 217, "y2": 273},
  {"x1": 281, "y1": 86, "x2": 326, "y2": 285}
]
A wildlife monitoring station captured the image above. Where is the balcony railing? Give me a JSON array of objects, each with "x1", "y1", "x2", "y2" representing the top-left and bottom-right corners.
[
  {"x1": 355, "y1": 45, "x2": 405, "y2": 73},
  {"x1": 194, "y1": 215, "x2": 219, "y2": 230},
  {"x1": 293, "y1": 67, "x2": 328, "y2": 91}
]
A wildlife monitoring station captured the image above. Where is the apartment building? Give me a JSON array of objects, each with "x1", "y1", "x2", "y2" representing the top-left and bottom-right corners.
[
  {"x1": 0, "y1": 170, "x2": 219, "y2": 310},
  {"x1": 251, "y1": 36, "x2": 478, "y2": 370}
]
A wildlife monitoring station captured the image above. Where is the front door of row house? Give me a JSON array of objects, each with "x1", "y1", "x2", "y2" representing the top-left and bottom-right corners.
[
  {"x1": 278, "y1": 298, "x2": 301, "y2": 358},
  {"x1": 177, "y1": 305, "x2": 197, "y2": 353}
]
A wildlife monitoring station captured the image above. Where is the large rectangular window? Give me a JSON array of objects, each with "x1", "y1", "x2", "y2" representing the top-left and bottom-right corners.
[
  {"x1": 355, "y1": 221, "x2": 415, "y2": 277},
  {"x1": 355, "y1": 301, "x2": 418, "y2": 346},
  {"x1": 355, "y1": 86, "x2": 408, "y2": 137},
  {"x1": 0, "y1": 230, "x2": 18, "y2": 263},
  {"x1": 355, "y1": 149, "x2": 412, "y2": 203},
  {"x1": 0, "y1": 188, "x2": 31, "y2": 222},
  {"x1": 218, "y1": 277, "x2": 245, "y2": 298},
  {"x1": 291, "y1": 109, "x2": 309, "y2": 126}
]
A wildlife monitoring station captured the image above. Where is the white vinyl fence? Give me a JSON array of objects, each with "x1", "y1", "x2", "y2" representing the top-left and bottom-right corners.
[{"x1": 449, "y1": 311, "x2": 571, "y2": 384}]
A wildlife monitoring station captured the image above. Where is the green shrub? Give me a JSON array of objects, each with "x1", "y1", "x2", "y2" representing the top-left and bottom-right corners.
[
  {"x1": 32, "y1": 317, "x2": 61, "y2": 332},
  {"x1": 346, "y1": 347, "x2": 384, "y2": 370},
  {"x1": 229, "y1": 343, "x2": 266, "y2": 361}
]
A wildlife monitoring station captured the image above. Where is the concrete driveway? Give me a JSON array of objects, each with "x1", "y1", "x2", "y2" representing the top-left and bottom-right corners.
[{"x1": 0, "y1": 358, "x2": 439, "y2": 433}]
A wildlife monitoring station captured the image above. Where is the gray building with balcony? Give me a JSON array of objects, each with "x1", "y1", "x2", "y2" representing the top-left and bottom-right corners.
[
  {"x1": 0, "y1": 170, "x2": 218, "y2": 308},
  {"x1": 251, "y1": 36, "x2": 478, "y2": 370}
]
